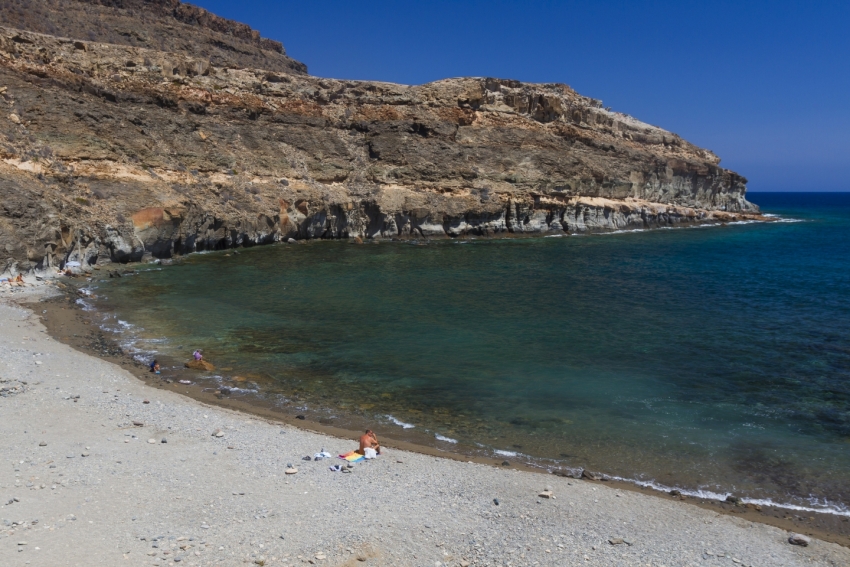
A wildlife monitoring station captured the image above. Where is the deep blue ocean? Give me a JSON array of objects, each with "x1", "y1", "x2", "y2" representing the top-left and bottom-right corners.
[{"x1": 90, "y1": 192, "x2": 850, "y2": 514}]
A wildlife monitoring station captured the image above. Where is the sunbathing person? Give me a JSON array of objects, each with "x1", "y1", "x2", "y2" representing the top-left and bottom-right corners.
[{"x1": 358, "y1": 429, "x2": 381, "y2": 455}]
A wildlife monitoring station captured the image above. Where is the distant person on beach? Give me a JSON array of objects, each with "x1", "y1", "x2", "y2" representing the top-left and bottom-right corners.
[
  {"x1": 359, "y1": 429, "x2": 381, "y2": 455},
  {"x1": 193, "y1": 350, "x2": 203, "y2": 361}
]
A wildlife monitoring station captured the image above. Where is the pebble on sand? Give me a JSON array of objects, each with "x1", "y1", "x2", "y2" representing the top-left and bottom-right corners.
[{"x1": 789, "y1": 533, "x2": 811, "y2": 546}]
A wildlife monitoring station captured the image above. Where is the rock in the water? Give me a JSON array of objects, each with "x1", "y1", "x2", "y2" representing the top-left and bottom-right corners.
[
  {"x1": 788, "y1": 533, "x2": 811, "y2": 546},
  {"x1": 185, "y1": 360, "x2": 215, "y2": 371},
  {"x1": 581, "y1": 470, "x2": 601, "y2": 481}
]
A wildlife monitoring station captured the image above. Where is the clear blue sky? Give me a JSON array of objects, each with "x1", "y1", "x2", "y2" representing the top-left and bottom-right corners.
[{"x1": 193, "y1": 0, "x2": 848, "y2": 192}]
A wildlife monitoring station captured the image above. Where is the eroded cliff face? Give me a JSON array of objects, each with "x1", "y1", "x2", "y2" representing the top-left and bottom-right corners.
[{"x1": 0, "y1": 1, "x2": 760, "y2": 273}]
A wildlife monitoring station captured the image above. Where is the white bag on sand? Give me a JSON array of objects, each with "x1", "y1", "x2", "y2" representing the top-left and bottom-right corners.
[{"x1": 364, "y1": 447, "x2": 377, "y2": 459}]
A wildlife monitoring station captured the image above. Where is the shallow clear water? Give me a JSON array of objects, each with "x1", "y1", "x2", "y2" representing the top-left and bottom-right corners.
[{"x1": 91, "y1": 192, "x2": 850, "y2": 513}]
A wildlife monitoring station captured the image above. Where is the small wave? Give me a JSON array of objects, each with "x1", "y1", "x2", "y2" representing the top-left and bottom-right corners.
[
  {"x1": 435, "y1": 433, "x2": 458, "y2": 443},
  {"x1": 599, "y1": 228, "x2": 647, "y2": 235},
  {"x1": 385, "y1": 415, "x2": 415, "y2": 429},
  {"x1": 494, "y1": 449, "x2": 517, "y2": 457},
  {"x1": 117, "y1": 319, "x2": 134, "y2": 329},
  {"x1": 610, "y1": 477, "x2": 850, "y2": 517}
]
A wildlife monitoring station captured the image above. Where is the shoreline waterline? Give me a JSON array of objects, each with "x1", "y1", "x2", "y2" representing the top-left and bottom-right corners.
[
  {"x1": 65, "y1": 202, "x2": 850, "y2": 516},
  {"x1": 6, "y1": 289, "x2": 850, "y2": 565},
  {"x1": 31, "y1": 275, "x2": 850, "y2": 546}
]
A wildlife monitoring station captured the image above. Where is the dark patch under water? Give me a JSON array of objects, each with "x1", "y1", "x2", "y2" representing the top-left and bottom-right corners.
[{"x1": 90, "y1": 192, "x2": 850, "y2": 514}]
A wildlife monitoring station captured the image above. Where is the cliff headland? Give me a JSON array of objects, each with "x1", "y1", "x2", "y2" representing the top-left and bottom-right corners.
[{"x1": 0, "y1": 0, "x2": 762, "y2": 273}]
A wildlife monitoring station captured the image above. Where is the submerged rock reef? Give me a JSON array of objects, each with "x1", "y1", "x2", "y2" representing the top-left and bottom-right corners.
[{"x1": 0, "y1": 0, "x2": 761, "y2": 272}]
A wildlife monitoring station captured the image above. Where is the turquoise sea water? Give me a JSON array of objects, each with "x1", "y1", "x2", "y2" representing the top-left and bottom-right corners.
[{"x1": 90, "y1": 192, "x2": 850, "y2": 514}]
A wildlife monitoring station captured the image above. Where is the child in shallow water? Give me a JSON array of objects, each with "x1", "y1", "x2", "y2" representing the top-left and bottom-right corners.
[
  {"x1": 149, "y1": 360, "x2": 160, "y2": 374},
  {"x1": 193, "y1": 350, "x2": 203, "y2": 361}
]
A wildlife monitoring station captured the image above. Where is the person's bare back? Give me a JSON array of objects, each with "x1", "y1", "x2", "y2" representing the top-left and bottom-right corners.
[{"x1": 358, "y1": 429, "x2": 380, "y2": 454}]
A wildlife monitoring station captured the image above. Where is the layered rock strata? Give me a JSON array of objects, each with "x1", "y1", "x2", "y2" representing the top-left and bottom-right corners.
[{"x1": 0, "y1": 1, "x2": 761, "y2": 273}]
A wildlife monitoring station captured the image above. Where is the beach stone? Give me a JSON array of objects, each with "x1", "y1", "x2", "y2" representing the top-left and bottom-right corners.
[
  {"x1": 581, "y1": 470, "x2": 601, "y2": 481},
  {"x1": 132, "y1": 421, "x2": 144, "y2": 427},
  {"x1": 296, "y1": 415, "x2": 306, "y2": 420},
  {"x1": 161, "y1": 438, "x2": 167, "y2": 443},
  {"x1": 285, "y1": 467, "x2": 298, "y2": 475},
  {"x1": 726, "y1": 495, "x2": 741, "y2": 504},
  {"x1": 501, "y1": 461, "x2": 510, "y2": 466},
  {"x1": 143, "y1": 399, "x2": 150, "y2": 404},
  {"x1": 147, "y1": 439, "x2": 156, "y2": 444},
  {"x1": 609, "y1": 537, "x2": 624, "y2": 545},
  {"x1": 38, "y1": 441, "x2": 46, "y2": 447},
  {"x1": 185, "y1": 360, "x2": 215, "y2": 371},
  {"x1": 493, "y1": 498, "x2": 499, "y2": 506},
  {"x1": 789, "y1": 533, "x2": 811, "y2": 546},
  {"x1": 213, "y1": 429, "x2": 225, "y2": 437},
  {"x1": 538, "y1": 490, "x2": 553, "y2": 499}
]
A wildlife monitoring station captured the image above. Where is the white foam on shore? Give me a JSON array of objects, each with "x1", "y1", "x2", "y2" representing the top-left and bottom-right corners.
[
  {"x1": 611, "y1": 476, "x2": 850, "y2": 517},
  {"x1": 385, "y1": 415, "x2": 415, "y2": 429},
  {"x1": 435, "y1": 434, "x2": 457, "y2": 443},
  {"x1": 494, "y1": 449, "x2": 517, "y2": 457}
]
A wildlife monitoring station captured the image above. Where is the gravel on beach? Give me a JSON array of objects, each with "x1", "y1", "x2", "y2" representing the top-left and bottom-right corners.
[{"x1": 1, "y1": 287, "x2": 849, "y2": 567}]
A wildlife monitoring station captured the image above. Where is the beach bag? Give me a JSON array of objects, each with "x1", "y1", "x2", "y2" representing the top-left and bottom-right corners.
[{"x1": 364, "y1": 447, "x2": 377, "y2": 459}]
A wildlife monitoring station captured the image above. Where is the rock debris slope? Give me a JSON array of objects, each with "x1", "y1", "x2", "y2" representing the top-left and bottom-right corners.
[{"x1": 0, "y1": 0, "x2": 761, "y2": 272}]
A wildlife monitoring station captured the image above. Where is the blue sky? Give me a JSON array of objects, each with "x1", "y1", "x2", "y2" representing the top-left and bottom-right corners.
[{"x1": 193, "y1": 0, "x2": 848, "y2": 192}]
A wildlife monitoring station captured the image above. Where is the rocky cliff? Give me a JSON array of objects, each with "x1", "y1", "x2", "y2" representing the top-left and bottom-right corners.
[{"x1": 0, "y1": 0, "x2": 760, "y2": 273}]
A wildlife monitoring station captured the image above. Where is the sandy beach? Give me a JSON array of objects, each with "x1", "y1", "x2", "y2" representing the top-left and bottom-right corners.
[{"x1": 1, "y1": 285, "x2": 849, "y2": 567}]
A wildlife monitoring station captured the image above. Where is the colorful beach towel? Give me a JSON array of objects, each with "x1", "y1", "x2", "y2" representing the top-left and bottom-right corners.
[{"x1": 339, "y1": 451, "x2": 365, "y2": 463}]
